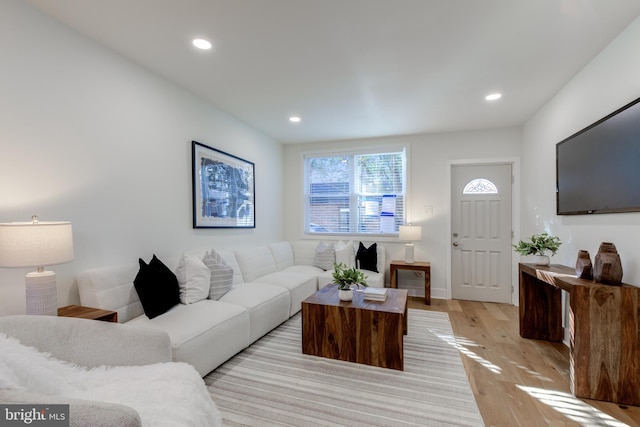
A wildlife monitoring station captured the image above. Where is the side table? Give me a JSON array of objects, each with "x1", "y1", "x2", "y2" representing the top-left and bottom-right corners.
[
  {"x1": 58, "y1": 305, "x2": 118, "y2": 323},
  {"x1": 390, "y1": 260, "x2": 431, "y2": 305}
]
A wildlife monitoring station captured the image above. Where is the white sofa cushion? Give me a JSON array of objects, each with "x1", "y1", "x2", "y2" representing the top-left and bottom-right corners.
[
  {"x1": 268, "y1": 242, "x2": 294, "y2": 270},
  {"x1": 77, "y1": 263, "x2": 145, "y2": 323},
  {"x1": 290, "y1": 240, "x2": 319, "y2": 266},
  {"x1": 216, "y1": 250, "x2": 244, "y2": 285},
  {"x1": 175, "y1": 253, "x2": 211, "y2": 304},
  {"x1": 220, "y1": 283, "x2": 290, "y2": 343},
  {"x1": 126, "y1": 300, "x2": 249, "y2": 376},
  {"x1": 234, "y1": 246, "x2": 277, "y2": 283},
  {"x1": 282, "y1": 265, "x2": 324, "y2": 278},
  {"x1": 256, "y1": 272, "x2": 317, "y2": 316}
]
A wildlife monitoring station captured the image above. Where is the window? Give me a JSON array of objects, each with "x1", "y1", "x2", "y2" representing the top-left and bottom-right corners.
[
  {"x1": 463, "y1": 178, "x2": 498, "y2": 194},
  {"x1": 304, "y1": 148, "x2": 406, "y2": 235}
]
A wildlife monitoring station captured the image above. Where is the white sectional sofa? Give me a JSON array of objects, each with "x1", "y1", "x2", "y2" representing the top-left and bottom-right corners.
[{"x1": 75, "y1": 240, "x2": 385, "y2": 377}]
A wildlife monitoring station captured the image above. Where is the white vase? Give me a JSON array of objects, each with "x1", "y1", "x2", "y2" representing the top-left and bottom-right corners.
[
  {"x1": 534, "y1": 255, "x2": 550, "y2": 266},
  {"x1": 338, "y1": 289, "x2": 353, "y2": 301}
]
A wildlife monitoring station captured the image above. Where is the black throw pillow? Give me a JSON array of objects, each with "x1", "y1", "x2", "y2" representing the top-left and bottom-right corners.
[
  {"x1": 356, "y1": 242, "x2": 378, "y2": 273},
  {"x1": 133, "y1": 255, "x2": 180, "y2": 319}
]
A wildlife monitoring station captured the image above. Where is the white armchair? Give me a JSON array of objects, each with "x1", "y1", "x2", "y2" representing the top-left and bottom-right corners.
[
  {"x1": 0, "y1": 315, "x2": 220, "y2": 427},
  {"x1": 0, "y1": 315, "x2": 172, "y2": 367}
]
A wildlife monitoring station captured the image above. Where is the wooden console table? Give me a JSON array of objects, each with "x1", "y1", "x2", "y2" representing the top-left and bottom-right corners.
[
  {"x1": 519, "y1": 263, "x2": 640, "y2": 406},
  {"x1": 390, "y1": 260, "x2": 431, "y2": 305}
]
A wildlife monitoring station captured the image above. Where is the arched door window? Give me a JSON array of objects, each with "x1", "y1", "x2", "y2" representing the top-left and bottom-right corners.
[{"x1": 463, "y1": 178, "x2": 498, "y2": 194}]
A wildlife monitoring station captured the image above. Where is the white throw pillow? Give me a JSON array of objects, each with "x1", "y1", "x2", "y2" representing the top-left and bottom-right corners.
[
  {"x1": 314, "y1": 241, "x2": 336, "y2": 270},
  {"x1": 203, "y1": 250, "x2": 234, "y2": 300},
  {"x1": 175, "y1": 253, "x2": 211, "y2": 304},
  {"x1": 335, "y1": 240, "x2": 355, "y2": 268}
]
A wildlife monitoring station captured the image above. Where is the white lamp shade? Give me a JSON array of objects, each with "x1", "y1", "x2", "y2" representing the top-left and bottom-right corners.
[
  {"x1": 0, "y1": 221, "x2": 74, "y2": 268},
  {"x1": 399, "y1": 225, "x2": 422, "y2": 242}
]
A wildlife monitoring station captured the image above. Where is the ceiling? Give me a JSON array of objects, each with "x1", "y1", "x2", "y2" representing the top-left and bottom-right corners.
[{"x1": 25, "y1": 0, "x2": 640, "y2": 144}]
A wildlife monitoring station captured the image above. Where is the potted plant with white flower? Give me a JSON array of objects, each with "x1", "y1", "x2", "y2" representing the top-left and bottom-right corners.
[{"x1": 332, "y1": 262, "x2": 368, "y2": 301}]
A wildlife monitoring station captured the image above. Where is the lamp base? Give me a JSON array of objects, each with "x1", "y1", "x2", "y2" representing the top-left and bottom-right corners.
[
  {"x1": 25, "y1": 271, "x2": 58, "y2": 316},
  {"x1": 404, "y1": 244, "x2": 415, "y2": 264}
]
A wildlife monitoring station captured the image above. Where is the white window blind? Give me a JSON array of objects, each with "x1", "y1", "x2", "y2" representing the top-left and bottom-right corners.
[{"x1": 304, "y1": 148, "x2": 406, "y2": 235}]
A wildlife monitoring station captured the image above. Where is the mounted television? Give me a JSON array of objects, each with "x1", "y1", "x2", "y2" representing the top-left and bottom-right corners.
[{"x1": 556, "y1": 96, "x2": 640, "y2": 215}]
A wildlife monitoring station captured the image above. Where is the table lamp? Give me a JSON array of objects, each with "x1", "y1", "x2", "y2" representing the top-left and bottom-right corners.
[
  {"x1": 0, "y1": 216, "x2": 74, "y2": 315},
  {"x1": 399, "y1": 225, "x2": 422, "y2": 264}
]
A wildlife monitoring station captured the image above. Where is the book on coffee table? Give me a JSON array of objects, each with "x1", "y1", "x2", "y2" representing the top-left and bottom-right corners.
[{"x1": 363, "y1": 287, "x2": 388, "y2": 301}]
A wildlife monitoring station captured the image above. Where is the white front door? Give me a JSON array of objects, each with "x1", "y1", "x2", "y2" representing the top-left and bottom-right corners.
[{"x1": 451, "y1": 163, "x2": 512, "y2": 303}]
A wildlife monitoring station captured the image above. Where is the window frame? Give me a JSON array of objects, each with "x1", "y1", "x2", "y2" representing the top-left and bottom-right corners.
[
  {"x1": 462, "y1": 178, "x2": 500, "y2": 195},
  {"x1": 302, "y1": 145, "x2": 409, "y2": 238}
]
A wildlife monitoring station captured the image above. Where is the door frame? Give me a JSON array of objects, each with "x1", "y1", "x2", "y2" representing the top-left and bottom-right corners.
[{"x1": 446, "y1": 157, "x2": 521, "y2": 305}]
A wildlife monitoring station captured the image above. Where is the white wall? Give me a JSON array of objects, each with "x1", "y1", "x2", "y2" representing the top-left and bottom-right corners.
[
  {"x1": 522, "y1": 16, "x2": 640, "y2": 286},
  {"x1": 0, "y1": 1, "x2": 283, "y2": 315},
  {"x1": 283, "y1": 128, "x2": 522, "y2": 298},
  {"x1": 4, "y1": 3, "x2": 637, "y2": 318}
]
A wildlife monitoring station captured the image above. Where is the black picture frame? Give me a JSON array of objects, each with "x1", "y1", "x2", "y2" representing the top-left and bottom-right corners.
[{"x1": 192, "y1": 141, "x2": 255, "y2": 228}]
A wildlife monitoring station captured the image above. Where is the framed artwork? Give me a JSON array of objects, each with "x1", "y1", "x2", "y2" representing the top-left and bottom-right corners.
[{"x1": 192, "y1": 141, "x2": 255, "y2": 228}]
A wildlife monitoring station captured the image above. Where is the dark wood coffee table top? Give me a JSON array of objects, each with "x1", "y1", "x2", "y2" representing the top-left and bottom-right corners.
[{"x1": 302, "y1": 284, "x2": 408, "y2": 314}]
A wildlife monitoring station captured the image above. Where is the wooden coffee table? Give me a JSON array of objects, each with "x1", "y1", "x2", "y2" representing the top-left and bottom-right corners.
[{"x1": 301, "y1": 285, "x2": 408, "y2": 370}]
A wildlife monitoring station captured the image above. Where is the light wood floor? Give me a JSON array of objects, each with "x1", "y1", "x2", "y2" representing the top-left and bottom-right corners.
[{"x1": 408, "y1": 297, "x2": 640, "y2": 427}]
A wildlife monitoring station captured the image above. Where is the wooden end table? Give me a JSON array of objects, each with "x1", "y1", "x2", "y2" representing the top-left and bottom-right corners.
[
  {"x1": 301, "y1": 284, "x2": 408, "y2": 370},
  {"x1": 390, "y1": 260, "x2": 431, "y2": 305},
  {"x1": 58, "y1": 305, "x2": 118, "y2": 323}
]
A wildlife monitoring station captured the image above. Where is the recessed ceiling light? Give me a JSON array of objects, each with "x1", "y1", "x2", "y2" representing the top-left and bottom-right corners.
[
  {"x1": 485, "y1": 93, "x2": 502, "y2": 101},
  {"x1": 192, "y1": 38, "x2": 212, "y2": 50},
  {"x1": 289, "y1": 116, "x2": 301, "y2": 123}
]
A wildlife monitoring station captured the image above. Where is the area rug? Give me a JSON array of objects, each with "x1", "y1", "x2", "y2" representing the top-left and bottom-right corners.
[{"x1": 205, "y1": 309, "x2": 483, "y2": 426}]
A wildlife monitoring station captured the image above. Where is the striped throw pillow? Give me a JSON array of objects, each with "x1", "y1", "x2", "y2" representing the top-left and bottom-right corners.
[
  {"x1": 314, "y1": 241, "x2": 336, "y2": 270},
  {"x1": 203, "y1": 250, "x2": 234, "y2": 300}
]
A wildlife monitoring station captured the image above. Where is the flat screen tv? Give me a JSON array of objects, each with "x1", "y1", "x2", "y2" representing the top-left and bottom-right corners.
[{"x1": 556, "y1": 96, "x2": 640, "y2": 215}]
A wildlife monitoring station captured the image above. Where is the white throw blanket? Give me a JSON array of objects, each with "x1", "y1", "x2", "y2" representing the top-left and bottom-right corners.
[{"x1": 0, "y1": 333, "x2": 221, "y2": 427}]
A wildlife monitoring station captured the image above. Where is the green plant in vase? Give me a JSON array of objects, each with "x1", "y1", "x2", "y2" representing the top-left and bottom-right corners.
[
  {"x1": 513, "y1": 232, "x2": 561, "y2": 266},
  {"x1": 332, "y1": 263, "x2": 367, "y2": 301}
]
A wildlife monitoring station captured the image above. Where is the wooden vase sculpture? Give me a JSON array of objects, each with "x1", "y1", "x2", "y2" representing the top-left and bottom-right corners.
[
  {"x1": 575, "y1": 250, "x2": 593, "y2": 280},
  {"x1": 593, "y1": 242, "x2": 623, "y2": 285}
]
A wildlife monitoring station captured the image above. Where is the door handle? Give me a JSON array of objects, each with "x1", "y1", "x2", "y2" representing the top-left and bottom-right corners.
[{"x1": 452, "y1": 241, "x2": 460, "y2": 247}]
